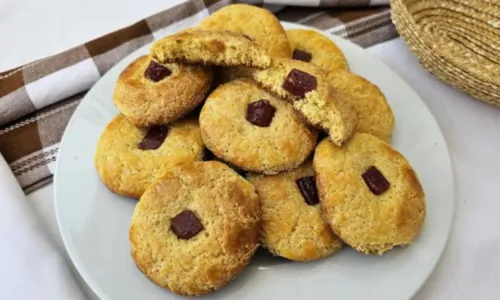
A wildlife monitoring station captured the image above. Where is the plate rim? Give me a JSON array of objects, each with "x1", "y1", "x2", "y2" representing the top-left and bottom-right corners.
[{"x1": 54, "y1": 21, "x2": 456, "y2": 300}]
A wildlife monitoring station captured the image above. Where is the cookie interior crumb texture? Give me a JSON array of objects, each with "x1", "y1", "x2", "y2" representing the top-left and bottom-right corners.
[
  {"x1": 313, "y1": 134, "x2": 426, "y2": 255},
  {"x1": 198, "y1": 4, "x2": 291, "y2": 58},
  {"x1": 199, "y1": 78, "x2": 318, "y2": 174},
  {"x1": 252, "y1": 58, "x2": 357, "y2": 146},
  {"x1": 129, "y1": 161, "x2": 261, "y2": 296},
  {"x1": 197, "y1": 3, "x2": 291, "y2": 84},
  {"x1": 151, "y1": 30, "x2": 271, "y2": 68}
]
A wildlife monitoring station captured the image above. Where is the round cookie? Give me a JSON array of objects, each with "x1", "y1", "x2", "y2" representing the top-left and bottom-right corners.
[
  {"x1": 199, "y1": 79, "x2": 318, "y2": 174},
  {"x1": 313, "y1": 134, "x2": 426, "y2": 255},
  {"x1": 94, "y1": 114, "x2": 203, "y2": 198},
  {"x1": 198, "y1": 4, "x2": 291, "y2": 58},
  {"x1": 247, "y1": 161, "x2": 343, "y2": 261},
  {"x1": 327, "y1": 70, "x2": 394, "y2": 142},
  {"x1": 286, "y1": 29, "x2": 348, "y2": 72},
  {"x1": 113, "y1": 55, "x2": 213, "y2": 127},
  {"x1": 129, "y1": 161, "x2": 261, "y2": 296}
]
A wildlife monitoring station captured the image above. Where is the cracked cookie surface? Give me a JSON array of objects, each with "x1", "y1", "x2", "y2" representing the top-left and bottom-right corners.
[{"x1": 252, "y1": 58, "x2": 357, "y2": 146}]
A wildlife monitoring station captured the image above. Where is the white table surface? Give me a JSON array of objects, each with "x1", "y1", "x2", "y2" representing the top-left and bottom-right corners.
[{"x1": 3, "y1": 0, "x2": 500, "y2": 299}]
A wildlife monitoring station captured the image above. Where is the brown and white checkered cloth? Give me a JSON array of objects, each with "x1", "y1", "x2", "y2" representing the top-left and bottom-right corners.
[{"x1": 0, "y1": 0, "x2": 396, "y2": 193}]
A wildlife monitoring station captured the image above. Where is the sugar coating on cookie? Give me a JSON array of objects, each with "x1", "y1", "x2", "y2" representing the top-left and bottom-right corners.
[
  {"x1": 313, "y1": 134, "x2": 426, "y2": 255},
  {"x1": 326, "y1": 70, "x2": 394, "y2": 142},
  {"x1": 198, "y1": 4, "x2": 291, "y2": 58},
  {"x1": 286, "y1": 29, "x2": 348, "y2": 72},
  {"x1": 252, "y1": 58, "x2": 357, "y2": 146},
  {"x1": 151, "y1": 29, "x2": 271, "y2": 68},
  {"x1": 94, "y1": 115, "x2": 203, "y2": 198},
  {"x1": 129, "y1": 161, "x2": 261, "y2": 296},
  {"x1": 113, "y1": 55, "x2": 213, "y2": 127},
  {"x1": 199, "y1": 79, "x2": 318, "y2": 174},
  {"x1": 247, "y1": 161, "x2": 343, "y2": 261}
]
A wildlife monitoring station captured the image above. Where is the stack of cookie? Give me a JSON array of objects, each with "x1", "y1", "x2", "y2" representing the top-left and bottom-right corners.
[{"x1": 94, "y1": 4, "x2": 426, "y2": 297}]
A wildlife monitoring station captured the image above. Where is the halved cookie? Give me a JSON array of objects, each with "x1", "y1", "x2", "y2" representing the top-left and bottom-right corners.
[
  {"x1": 198, "y1": 4, "x2": 291, "y2": 83},
  {"x1": 151, "y1": 29, "x2": 271, "y2": 68},
  {"x1": 198, "y1": 4, "x2": 291, "y2": 58},
  {"x1": 252, "y1": 58, "x2": 357, "y2": 146}
]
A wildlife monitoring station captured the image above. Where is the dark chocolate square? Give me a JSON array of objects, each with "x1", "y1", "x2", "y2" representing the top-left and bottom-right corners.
[
  {"x1": 144, "y1": 60, "x2": 172, "y2": 82},
  {"x1": 282, "y1": 68, "x2": 317, "y2": 98},
  {"x1": 170, "y1": 210, "x2": 204, "y2": 240},
  {"x1": 246, "y1": 99, "x2": 276, "y2": 127},
  {"x1": 362, "y1": 166, "x2": 390, "y2": 195},
  {"x1": 137, "y1": 126, "x2": 168, "y2": 150},
  {"x1": 296, "y1": 176, "x2": 319, "y2": 205}
]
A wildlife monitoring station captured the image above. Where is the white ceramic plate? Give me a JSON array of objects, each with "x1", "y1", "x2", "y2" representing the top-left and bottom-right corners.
[{"x1": 54, "y1": 22, "x2": 455, "y2": 300}]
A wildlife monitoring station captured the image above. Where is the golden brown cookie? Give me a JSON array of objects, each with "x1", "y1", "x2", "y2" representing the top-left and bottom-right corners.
[
  {"x1": 129, "y1": 161, "x2": 261, "y2": 296},
  {"x1": 247, "y1": 161, "x2": 343, "y2": 261},
  {"x1": 199, "y1": 79, "x2": 318, "y2": 175},
  {"x1": 198, "y1": 4, "x2": 291, "y2": 83},
  {"x1": 252, "y1": 58, "x2": 357, "y2": 146},
  {"x1": 113, "y1": 55, "x2": 213, "y2": 127},
  {"x1": 94, "y1": 114, "x2": 203, "y2": 198},
  {"x1": 286, "y1": 29, "x2": 348, "y2": 72},
  {"x1": 327, "y1": 70, "x2": 394, "y2": 142},
  {"x1": 313, "y1": 134, "x2": 426, "y2": 255},
  {"x1": 198, "y1": 4, "x2": 291, "y2": 58},
  {"x1": 151, "y1": 29, "x2": 271, "y2": 68}
]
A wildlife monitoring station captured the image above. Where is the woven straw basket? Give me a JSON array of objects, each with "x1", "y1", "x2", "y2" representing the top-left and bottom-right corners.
[{"x1": 391, "y1": 0, "x2": 500, "y2": 106}]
